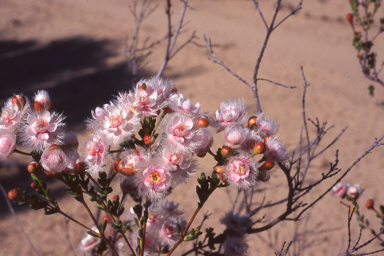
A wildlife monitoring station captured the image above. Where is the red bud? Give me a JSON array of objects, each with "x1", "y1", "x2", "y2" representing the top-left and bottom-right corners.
[
  {"x1": 248, "y1": 116, "x2": 257, "y2": 128},
  {"x1": 365, "y1": 199, "x2": 374, "y2": 209},
  {"x1": 259, "y1": 160, "x2": 274, "y2": 170},
  {"x1": 220, "y1": 146, "x2": 233, "y2": 158},
  {"x1": 8, "y1": 188, "x2": 22, "y2": 202},
  {"x1": 27, "y1": 161, "x2": 40, "y2": 174},
  {"x1": 253, "y1": 142, "x2": 266, "y2": 155},
  {"x1": 196, "y1": 117, "x2": 209, "y2": 128},
  {"x1": 346, "y1": 13, "x2": 353, "y2": 24},
  {"x1": 12, "y1": 95, "x2": 27, "y2": 111}
]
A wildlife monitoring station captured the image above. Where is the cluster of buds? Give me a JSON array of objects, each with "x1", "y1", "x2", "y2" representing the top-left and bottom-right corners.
[
  {"x1": 213, "y1": 101, "x2": 288, "y2": 189},
  {"x1": 332, "y1": 181, "x2": 362, "y2": 200}
]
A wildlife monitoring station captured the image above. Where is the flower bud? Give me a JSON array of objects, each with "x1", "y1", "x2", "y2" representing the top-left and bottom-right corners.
[
  {"x1": 34, "y1": 90, "x2": 52, "y2": 113},
  {"x1": 196, "y1": 117, "x2": 209, "y2": 128},
  {"x1": 138, "y1": 82, "x2": 147, "y2": 91},
  {"x1": 214, "y1": 165, "x2": 225, "y2": 173},
  {"x1": 257, "y1": 170, "x2": 270, "y2": 182},
  {"x1": 102, "y1": 215, "x2": 110, "y2": 224},
  {"x1": 248, "y1": 116, "x2": 257, "y2": 128},
  {"x1": 27, "y1": 161, "x2": 40, "y2": 174},
  {"x1": 31, "y1": 182, "x2": 38, "y2": 189},
  {"x1": 121, "y1": 177, "x2": 137, "y2": 194},
  {"x1": 346, "y1": 13, "x2": 353, "y2": 24},
  {"x1": 117, "y1": 160, "x2": 135, "y2": 177},
  {"x1": 113, "y1": 158, "x2": 121, "y2": 173},
  {"x1": 41, "y1": 144, "x2": 68, "y2": 174},
  {"x1": 264, "y1": 135, "x2": 270, "y2": 143},
  {"x1": 144, "y1": 135, "x2": 154, "y2": 145},
  {"x1": 8, "y1": 188, "x2": 22, "y2": 202},
  {"x1": 365, "y1": 199, "x2": 374, "y2": 209},
  {"x1": 113, "y1": 195, "x2": 119, "y2": 203},
  {"x1": 259, "y1": 160, "x2": 274, "y2": 170},
  {"x1": 221, "y1": 146, "x2": 233, "y2": 158},
  {"x1": 74, "y1": 162, "x2": 86, "y2": 175},
  {"x1": 12, "y1": 95, "x2": 27, "y2": 111},
  {"x1": 196, "y1": 151, "x2": 207, "y2": 158},
  {"x1": 253, "y1": 142, "x2": 266, "y2": 155}
]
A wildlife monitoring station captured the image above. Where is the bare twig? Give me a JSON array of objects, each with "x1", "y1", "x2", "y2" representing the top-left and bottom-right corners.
[{"x1": 0, "y1": 182, "x2": 42, "y2": 256}]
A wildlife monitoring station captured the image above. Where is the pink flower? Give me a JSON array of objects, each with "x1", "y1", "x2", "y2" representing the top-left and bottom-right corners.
[
  {"x1": 162, "y1": 141, "x2": 194, "y2": 184},
  {"x1": 136, "y1": 162, "x2": 171, "y2": 201},
  {"x1": 264, "y1": 136, "x2": 289, "y2": 163},
  {"x1": 224, "y1": 152, "x2": 258, "y2": 189},
  {"x1": 346, "y1": 184, "x2": 362, "y2": 199},
  {"x1": 82, "y1": 134, "x2": 107, "y2": 174},
  {"x1": 88, "y1": 102, "x2": 139, "y2": 146},
  {"x1": 0, "y1": 129, "x2": 16, "y2": 161},
  {"x1": 20, "y1": 110, "x2": 65, "y2": 152},
  {"x1": 0, "y1": 96, "x2": 30, "y2": 131},
  {"x1": 255, "y1": 112, "x2": 279, "y2": 137},
  {"x1": 78, "y1": 226, "x2": 101, "y2": 253},
  {"x1": 40, "y1": 144, "x2": 68, "y2": 174},
  {"x1": 214, "y1": 99, "x2": 247, "y2": 131},
  {"x1": 165, "y1": 113, "x2": 194, "y2": 144},
  {"x1": 224, "y1": 237, "x2": 249, "y2": 256},
  {"x1": 168, "y1": 94, "x2": 201, "y2": 117},
  {"x1": 224, "y1": 125, "x2": 247, "y2": 149},
  {"x1": 188, "y1": 127, "x2": 213, "y2": 156},
  {"x1": 240, "y1": 129, "x2": 262, "y2": 153},
  {"x1": 332, "y1": 182, "x2": 349, "y2": 197},
  {"x1": 129, "y1": 78, "x2": 170, "y2": 117}
]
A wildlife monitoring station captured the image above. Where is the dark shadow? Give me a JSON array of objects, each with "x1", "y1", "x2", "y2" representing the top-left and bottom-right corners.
[
  {"x1": 0, "y1": 36, "x2": 151, "y2": 216},
  {"x1": 0, "y1": 37, "x2": 150, "y2": 131}
]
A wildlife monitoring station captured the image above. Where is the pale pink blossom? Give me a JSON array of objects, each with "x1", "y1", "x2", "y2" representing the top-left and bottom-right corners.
[
  {"x1": 221, "y1": 211, "x2": 252, "y2": 235},
  {"x1": 129, "y1": 78, "x2": 168, "y2": 117},
  {"x1": 332, "y1": 182, "x2": 349, "y2": 197},
  {"x1": 165, "y1": 113, "x2": 195, "y2": 144},
  {"x1": 240, "y1": 129, "x2": 262, "y2": 153},
  {"x1": 0, "y1": 96, "x2": 29, "y2": 131},
  {"x1": 346, "y1": 184, "x2": 362, "y2": 199},
  {"x1": 0, "y1": 129, "x2": 16, "y2": 161},
  {"x1": 168, "y1": 94, "x2": 201, "y2": 117},
  {"x1": 224, "y1": 237, "x2": 249, "y2": 256},
  {"x1": 264, "y1": 136, "x2": 289, "y2": 163},
  {"x1": 78, "y1": 226, "x2": 101, "y2": 253},
  {"x1": 40, "y1": 144, "x2": 68, "y2": 174},
  {"x1": 63, "y1": 149, "x2": 81, "y2": 174},
  {"x1": 20, "y1": 110, "x2": 65, "y2": 152},
  {"x1": 214, "y1": 99, "x2": 247, "y2": 131},
  {"x1": 224, "y1": 125, "x2": 247, "y2": 149},
  {"x1": 88, "y1": 102, "x2": 139, "y2": 146},
  {"x1": 162, "y1": 141, "x2": 194, "y2": 184},
  {"x1": 255, "y1": 112, "x2": 279, "y2": 137},
  {"x1": 82, "y1": 134, "x2": 107, "y2": 174},
  {"x1": 186, "y1": 127, "x2": 213, "y2": 156},
  {"x1": 136, "y1": 161, "x2": 171, "y2": 201},
  {"x1": 224, "y1": 152, "x2": 258, "y2": 189}
]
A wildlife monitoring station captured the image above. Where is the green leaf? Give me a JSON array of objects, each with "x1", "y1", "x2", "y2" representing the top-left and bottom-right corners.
[
  {"x1": 176, "y1": 223, "x2": 183, "y2": 237},
  {"x1": 87, "y1": 230, "x2": 100, "y2": 238},
  {"x1": 95, "y1": 204, "x2": 104, "y2": 210},
  {"x1": 365, "y1": 219, "x2": 370, "y2": 226}
]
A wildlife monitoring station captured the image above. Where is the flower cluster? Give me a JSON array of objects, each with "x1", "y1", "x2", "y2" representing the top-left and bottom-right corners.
[
  {"x1": 212, "y1": 100, "x2": 288, "y2": 189},
  {"x1": 332, "y1": 181, "x2": 362, "y2": 200},
  {"x1": 127, "y1": 200, "x2": 186, "y2": 255}
]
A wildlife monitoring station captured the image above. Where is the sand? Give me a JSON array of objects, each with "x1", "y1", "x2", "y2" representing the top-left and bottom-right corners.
[{"x1": 1, "y1": 0, "x2": 384, "y2": 255}]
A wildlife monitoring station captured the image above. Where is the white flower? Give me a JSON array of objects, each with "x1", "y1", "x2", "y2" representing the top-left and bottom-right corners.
[
  {"x1": 264, "y1": 136, "x2": 289, "y2": 162},
  {"x1": 0, "y1": 129, "x2": 16, "y2": 161},
  {"x1": 168, "y1": 94, "x2": 201, "y2": 117},
  {"x1": 224, "y1": 125, "x2": 247, "y2": 149},
  {"x1": 0, "y1": 95, "x2": 30, "y2": 131},
  {"x1": 255, "y1": 112, "x2": 279, "y2": 137},
  {"x1": 213, "y1": 99, "x2": 247, "y2": 131},
  {"x1": 20, "y1": 110, "x2": 65, "y2": 152},
  {"x1": 82, "y1": 134, "x2": 107, "y2": 174}
]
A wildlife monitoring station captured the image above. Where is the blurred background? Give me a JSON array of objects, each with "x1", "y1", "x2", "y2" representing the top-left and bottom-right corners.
[{"x1": 1, "y1": 0, "x2": 384, "y2": 255}]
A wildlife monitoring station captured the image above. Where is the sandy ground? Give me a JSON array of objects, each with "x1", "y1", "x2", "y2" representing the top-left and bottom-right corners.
[{"x1": 1, "y1": 0, "x2": 384, "y2": 255}]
